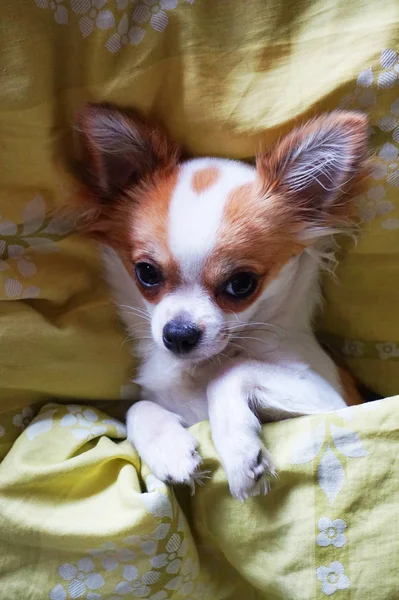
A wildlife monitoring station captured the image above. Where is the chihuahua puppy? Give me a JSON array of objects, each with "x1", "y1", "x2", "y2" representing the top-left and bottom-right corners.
[{"x1": 75, "y1": 106, "x2": 368, "y2": 500}]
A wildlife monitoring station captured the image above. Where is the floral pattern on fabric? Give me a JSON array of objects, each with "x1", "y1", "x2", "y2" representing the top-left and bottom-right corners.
[{"x1": 33, "y1": 0, "x2": 196, "y2": 52}]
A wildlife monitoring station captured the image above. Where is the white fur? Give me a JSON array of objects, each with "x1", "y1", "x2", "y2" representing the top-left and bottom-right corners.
[
  {"x1": 148, "y1": 159, "x2": 257, "y2": 360},
  {"x1": 103, "y1": 157, "x2": 348, "y2": 501},
  {"x1": 168, "y1": 158, "x2": 256, "y2": 279}
]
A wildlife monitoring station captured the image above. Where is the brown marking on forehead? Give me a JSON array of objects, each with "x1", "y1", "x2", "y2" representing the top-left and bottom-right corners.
[
  {"x1": 203, "y1": 182, "x2": 303, "y2": 312},
  {"x1": 192, "y1": 166, "x2": 220, "y2": 194}
]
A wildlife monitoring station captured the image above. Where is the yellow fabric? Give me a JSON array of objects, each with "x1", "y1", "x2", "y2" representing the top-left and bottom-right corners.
[
  {"x1": 1, "y1": 398, "x2": 398, "y2": 599},
  {"x1": 1, "y1": 0, "x2": 399, "y2": 404},
  {"x1": 1, "y1": 0, "x2": 399, "y2": 598}
]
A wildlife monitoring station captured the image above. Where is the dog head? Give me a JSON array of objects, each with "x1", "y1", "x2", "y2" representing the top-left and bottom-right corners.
[{"x1": 75, "y1": 105, "x2": 369, "y2": 360}]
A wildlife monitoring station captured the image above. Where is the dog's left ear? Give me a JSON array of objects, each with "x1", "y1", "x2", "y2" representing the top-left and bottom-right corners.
[
  {"x1": 77, "y1": 103, "x2": 180, "y2": 202},
  {"x1": 256, "y1": 111, "x2": 369, "y2": 238}
]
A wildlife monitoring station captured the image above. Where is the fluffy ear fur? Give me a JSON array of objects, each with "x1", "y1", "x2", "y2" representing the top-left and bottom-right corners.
[
  {"x1": 77, "y1": 103, "x2": 180, "y2": 202},
  {"x1": 256, "y1": 111, "x2": 370, "y2": 240}
]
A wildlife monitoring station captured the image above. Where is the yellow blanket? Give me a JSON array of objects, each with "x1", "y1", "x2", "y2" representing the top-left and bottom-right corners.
[{"x1": 1, "y1": 0, "x2": 399, "y2": 598}]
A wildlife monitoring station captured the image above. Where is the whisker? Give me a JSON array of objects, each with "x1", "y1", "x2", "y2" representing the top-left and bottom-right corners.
[
  {"x1": 228, "y1": 341, "x2": 247, "y2": 352},
  {"x1": 122, "y1": 334, "x2": 154, "y2": 347},
  {"x1": 124, "y1": 328, "x2": 150, "y2": 336},
  {"x1": 217, "y1": 352, "x2": 235, "y2": 363},
  {"x1": 118, "y1": 304, "x2": 148, "y2": 313},
  {"x1": 223, "y1": 321, "x2": 287, "y2": 334},
  {"x1": 230, "y1": 328, "x2": 283, "y2": 336},
  {"x1": 121, "y1": 316, "x2": 151, "y2": 325},
  {"x1": 122, "y1": 314, "x2": 151, "y2": 323},
  {"x1": 223, "y1": 321, "x2": 266, "y2": 329},
  {"x1": 224, "y1": 310, "x2": 240, "y2": 324},
  {"x1": 232, "y1": 335, "x2": 274, "y2": 343},
  {"x1": 228, "y1": 342, "x2": 256, "y2": 359},
  {"x1": 231, "y1": 335, "x2": 281, "y2": 352},
  {"x1": 117, "y1": 305, "x2": 151, "y2": 321}
]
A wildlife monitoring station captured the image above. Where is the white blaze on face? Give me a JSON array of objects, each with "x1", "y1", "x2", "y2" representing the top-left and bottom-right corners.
[
  {"x1": 147, "y1": 158, "x2": 258, "y2": 358},
  {"x1": 167, "y1": 158, "x2": 257, "y2": 281}
]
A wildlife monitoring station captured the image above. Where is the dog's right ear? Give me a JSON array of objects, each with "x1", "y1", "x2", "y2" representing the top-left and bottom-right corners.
[{"x1": 77, "y1": 104, "x2": 180, "y2": 202}]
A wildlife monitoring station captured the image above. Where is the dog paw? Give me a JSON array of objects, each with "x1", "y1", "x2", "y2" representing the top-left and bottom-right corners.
[
  {"x1": 224, "y1": 442, "x2": 277, "y2": 502},
  {"x1": 144, "y1": 428, "x2": 204, "y2": 491}
]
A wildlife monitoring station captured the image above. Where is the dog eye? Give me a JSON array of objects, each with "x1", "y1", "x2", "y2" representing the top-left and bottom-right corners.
[
  {"x1": 224, "y1": 272, "x2": 258, "y2": 299},
  {"x1": 135, "y1": 262, "x2": 162, "y2": 287}
]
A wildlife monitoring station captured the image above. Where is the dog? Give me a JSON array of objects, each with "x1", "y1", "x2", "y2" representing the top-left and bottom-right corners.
[{"x1": 74, "y1": 105, "x2": 369, "y2": 500}]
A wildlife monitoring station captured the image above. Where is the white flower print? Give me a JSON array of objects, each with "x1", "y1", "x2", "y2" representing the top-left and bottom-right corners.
[
  {"x1": 378, "y1": 142, "x2": 399, "y2": 162},
  {"x1": 25, "y1": 407, "x2": 57, "y2": 441},
  {"x1": 103, "y1": 418, "x2": 127, "y2": 438},
  {"x1": 6, "y1": 244, "x2": 36, "y2": 277},
  {"x1": 35, "y1": 0, "x2": 196, "y2": 52},
  {"x1": 113, "y1": 565, "x2": 161, "y2": 597},
  {"x1": 59, "y1": 405, "x2": 107, "y2": 440},
  {"x1": 107, "y1": 0, "x2": 197, "y2": 53},
  {"x1": 316, "y1": 561, "x2": 350, "y2": 596},
  {"x1": 342, "y1": 339, "x2": 364, "y2": 358},
  {"x1": 124, "y1": 522, "x2": 171, "y2": 556},
  {"x1": 12, "y1": 406, "x2": 34, "y2": 430},
  {"x1": 0, "y1": 195, "x2": 51, "y2": 254},
  {"x1": 50, "y1": 558, "x2": 104, "y2": 599},
  {"x1": 163, "y1": 557, "x2": 200, "y2": 595},
  {"x1": 373, "y1": 143, "x2": 399, "y2": 188},
  {"x1": 291, "y1": 420, "x2": 368, "y2": 504},
  {"x1": 317, "y1": 517, "x2": 347, "y2": 548},
  {"x1": 34, "y1": 0, "x2": 69, "y2": 25},
  {"x1": 377, "y1": 98, "x2": 399, "y2": 146},
  {"x1": 381, "y1": 216, "x2": 399, "y2": 229},
  {"x1": 150, "y1": 533, "x2": 188, "y2": 574},
  {"x1": 132, "y1": 0, "x2": 179, "y2": 33},
  {"x1": 378, "y1": 48, "x2": 399, "y2": 89},
  {"x1": 3, "y1": 278, "x2": 40, "y2": 299},
  {"x1": 318, "y1": 445, "x2": 345, "y2": 505},
  {"x1": 354, "y1": 185, "x2": 394, "y2": 223},
  {"x1": 356, "y1": 66, "x2": 374, "y2": 88},
  {"x1": 340, "y1": 67, "x2": 376, "y2": 110},
  {"x1": 0, "y1": 195, "x2": 74, "y2": 299},
  {"x1": 375, "y1": 342, "x2": 399, "y2": 360},
  {"x1": 0, "y1": 424, "x2": 5, "y2": 438},
  {"x1": 106, "y1": 13, "x2": 145, "y2": 52},
  {"x1": 71, "y1": 0, "x2": 115, "y2": 37},
  {"x1": 88, "y1": 541, "x2": 136, "y2": 571}
]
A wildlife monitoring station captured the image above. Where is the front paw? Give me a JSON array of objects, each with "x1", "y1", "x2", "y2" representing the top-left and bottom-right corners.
[
  {"x1": 142, "y1": 427, "x2": 204, "y2": 491},
  {"x1": 127, "y1": 402, "x2": 207, "y2": 493},
  {"x1": 224, "y1": 440, "x2": 277, "y2": 502}
]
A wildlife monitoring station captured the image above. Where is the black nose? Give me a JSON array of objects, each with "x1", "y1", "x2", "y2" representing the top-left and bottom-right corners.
[{"x1": 162, "y1": 319, "x2": 202, "y2": 355}]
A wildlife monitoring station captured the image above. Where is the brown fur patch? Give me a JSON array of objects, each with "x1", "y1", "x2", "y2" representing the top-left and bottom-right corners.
[
  {"x1": 201, "y1": 112, "x2": 370, "y2": 313},
  {"x1": 76, "y1": 168, "x2": 181, "y2": 304},
  {"x1": 337, "y1": 366, "x2": 363, "y2": 406},
  {"x1": 73, "y1": 104, "x2": 183, "y2": 303},
  {"x1": 203, "y1": 182, "x2": 303, "y2": 312},
  {"x1": 192, "y1": 167, "x2": 220, "y2": 195},
  {"x1": 128, "y1": 170, "x2": 181, "y2": 302}
]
